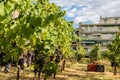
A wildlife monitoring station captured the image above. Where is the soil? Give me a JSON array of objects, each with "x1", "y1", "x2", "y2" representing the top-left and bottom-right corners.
[{"x1": 0, "y1": 58, "x2": 120, "y2": 80}]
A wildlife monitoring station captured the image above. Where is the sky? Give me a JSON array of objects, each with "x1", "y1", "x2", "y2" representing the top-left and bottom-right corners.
[{"x1": 50, "y1": 0, "x2": 120, "y2": 28}]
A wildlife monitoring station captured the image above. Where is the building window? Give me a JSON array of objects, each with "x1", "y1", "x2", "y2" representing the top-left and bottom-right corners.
[
  {"x1": 90, "y1": 27, "x2": 93, "y2": 32},
  {"x1": 97, "y1": 27, "x2": 102, "y2": 31},
  {"x1": 82, "y1": 29, "x2": 84, "y2": 32},
  {"x1": 115, "y1": 18, "x2": 119, "y2": 20},
  {"x1": 115, "y1": 21, "x2": 117, "y2": 24},
  {"x1": 76, "y1": 31, "x2": 79, "y2": 35},
  {"x1": 97, "y1": 35, "x2": 101, "y2": 39}
]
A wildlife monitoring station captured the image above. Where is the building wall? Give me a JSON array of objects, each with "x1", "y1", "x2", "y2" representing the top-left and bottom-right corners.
[
  {"x1": 82, "y1": 26, "x2": 119, "y2": 33},
  {"x1": 80, "y1": 16, "x2": 120, "y2": 52},
  {"x1": 101, "y1": 34, "x2": 114, "y2": 40},
  {"x1": 100, "y1": 17, "x2": 120, "y2": 24},
  {"x1": 101, "y1": 26, "x2": 119, "y2": 32},
  {"x1": 82, "y1": 33, "x2": 115, "y2": 40},
  {"x1": 81, "y1": 26, "x2": 118, "y2": 40}
]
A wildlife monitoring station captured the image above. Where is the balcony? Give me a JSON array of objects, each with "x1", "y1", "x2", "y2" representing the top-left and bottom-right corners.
[
  {"x1": 83, "y1": 45, "x2": 107, "y2": 51},
  {"x1": 81, "y1": 30, "x2": 118, "y2": 34},
  {"x1": 82, "y1": 36, "x2": 114, "y2": 41}
]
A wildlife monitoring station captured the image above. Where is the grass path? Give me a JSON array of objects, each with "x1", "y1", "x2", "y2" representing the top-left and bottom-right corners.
[{"x1": 0, "y1": 58, "x2": 120, "y2": 80}]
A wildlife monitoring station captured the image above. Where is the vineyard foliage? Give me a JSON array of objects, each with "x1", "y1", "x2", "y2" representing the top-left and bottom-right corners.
[{"x1": 0, "y1": 0, "x2": 77, "y2": 62}]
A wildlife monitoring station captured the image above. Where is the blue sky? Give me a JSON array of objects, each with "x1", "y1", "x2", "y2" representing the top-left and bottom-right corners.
[{"x1": 50, "y1": 0, "x2": 120, "y2": 28}]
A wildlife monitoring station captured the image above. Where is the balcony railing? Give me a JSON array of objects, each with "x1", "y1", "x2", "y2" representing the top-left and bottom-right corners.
[
  {"x1": 81, "y1": 31, "x2": 118, "y2": 34},
  {"x1": 82, "y1": 37, "x2": 114, "y2": 40}
]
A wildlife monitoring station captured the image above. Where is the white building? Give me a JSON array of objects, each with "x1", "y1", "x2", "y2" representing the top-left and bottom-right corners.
[{"x1": 79, "y1": 16, "x2": 120, "y2": 52}]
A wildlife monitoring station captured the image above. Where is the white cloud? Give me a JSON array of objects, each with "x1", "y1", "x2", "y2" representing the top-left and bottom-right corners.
[
  {"x1": 50, "y1": 0, "x2": 120, "y2": 26},
  {"x1": 70, "y1": 7, "x2": 77, "y2": 13},
  {"x1": 66, "y1": 7, "x2": 77, "y2": 17}
]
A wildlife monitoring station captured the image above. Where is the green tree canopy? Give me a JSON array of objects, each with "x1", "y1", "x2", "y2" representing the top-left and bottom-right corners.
[
  {"x1": 89, "y1": 44, "x2": 100, "y2": 62},
  {"x1": 102, "y1": 33, "x2": 120, "y2": 75},
  {"x1": 106, "y1": 33, "x2": 120, "y2": 63}
]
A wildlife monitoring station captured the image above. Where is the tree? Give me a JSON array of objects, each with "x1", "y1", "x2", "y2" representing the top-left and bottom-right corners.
[
  {"x1": 104, "y1": 33, "x2": 120, "y2": 75},
  {"x1": 89, "y1": 44, "x2": 100, "y2": 62},
  {"x1": 74, "y1": 46, "x2": 86, "y2": 62}
]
